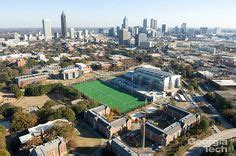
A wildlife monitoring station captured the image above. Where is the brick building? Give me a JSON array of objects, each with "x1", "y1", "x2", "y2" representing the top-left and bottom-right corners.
[
  {"x1": 143, "y1": 104, "x2": 200, "y2": 146},
  {"x1": 29, "y1": 137, "x2": 67, "y2": 156},
  {"x1": 84, "y1": 105, "x2": 132, "y2": 138},
  {"x1": 15, "y1": 73, "x2": 49, "y2": 88}
]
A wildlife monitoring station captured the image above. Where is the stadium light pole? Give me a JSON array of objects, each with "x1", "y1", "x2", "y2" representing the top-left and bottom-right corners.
[{"x1": 142, "y1": 98, "x2": 147, "y2": 151}]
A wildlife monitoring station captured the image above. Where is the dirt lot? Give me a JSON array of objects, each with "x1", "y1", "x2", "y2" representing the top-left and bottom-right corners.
[{"x1": 15, "y1": 95, "x2": 50, "y2": 108}]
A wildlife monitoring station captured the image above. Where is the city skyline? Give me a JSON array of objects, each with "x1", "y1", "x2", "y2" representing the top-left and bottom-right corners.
[{"x1": 0, "y1": 0, "x2": 236, "y2": 29}]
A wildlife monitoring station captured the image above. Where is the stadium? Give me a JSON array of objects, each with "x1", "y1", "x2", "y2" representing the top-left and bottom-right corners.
[{"x1": 74, "y1": 80, "x2": 145, "y2": 113}]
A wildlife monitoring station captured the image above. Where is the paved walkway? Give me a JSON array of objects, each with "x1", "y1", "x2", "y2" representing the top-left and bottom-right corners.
[{"x1": 185, "y1": 128, "x2": 236, "y2": 156}]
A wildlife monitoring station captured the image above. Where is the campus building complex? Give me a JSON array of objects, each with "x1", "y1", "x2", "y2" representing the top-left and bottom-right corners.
[
  {"x1": 132, "y1": 67, "x2": 181, "y2": 92},
  {"x1": 110, "y1": 65, "x2": 180, "y2": 102},
  {"x1": 29, "y1": 137, "x2": 67, "y2": 156},
  {"x1": 15, "y1": 73, "x2": 49, "y2": 88},
  {"x1": 84, "y1": 105, "x2": 132, "y2": 139},
  {"x1": 143, "y1": 104, "x2": 200, "y2": 146}
]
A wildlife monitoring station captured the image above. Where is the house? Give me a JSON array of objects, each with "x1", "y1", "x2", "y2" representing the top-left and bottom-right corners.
[
  {"x1": 84, "y1": 105, "x2": 132, "y2": 138},
  {"x1": 29, "y1": 137, "x2": 67, "y2": 156}
]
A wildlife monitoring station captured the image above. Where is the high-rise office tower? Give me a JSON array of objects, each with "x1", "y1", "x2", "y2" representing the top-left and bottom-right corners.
[
  {"x1": 77, "y1": 31, "x2": 83, "y2": 39},
  {"x1": 200, "y1": 27, "x2": 208, "y2": 34},
  {"x1": 143, "y1": 18, "x2": 148, "y2": 28},
  {"x1": 122, "y1": 17, "x2": 128, "y2": 29},
  {"x1": 181, "y1": 23, "x2": 187, "y2": 33},
  {"x1": 214, "y1": 27, "x2": 222, "y2": 35},
  {"x1": 54, "y1": 32, "x2": 60, "y2": 38},
  {"x1": 42, "y1": 19, "x2": 52, "y2": 41},
  {"x1": 70, "y1": 28, "x2": 75, "y2": 39},
  {"x1": 135, "y1": 33, "x2": 147, "y2": 46},
  {"x1": 61, "y1": 11, "x2": 67, "y2": 38},
  {"x1": 84, "y1": 29, "x2": 89, "y2": 38},
  {"x1": 108, "y1": 27, "x2": 116, "y2": 37},
  {"x1": 134, "y1": 26, "x2": 139, "y2": 36},
  {"x1": 119, "y1": 29, "x2": 130, "y2": 45},
  {"x1": 162, "y1": 24, "x2": 167, "y2": 33},
  {"x1": 188, "y1": 29, "x2": 195, "y2": 38},
  {"x1": 150, "y1": 19, "x2": 157, "y2": 29}
]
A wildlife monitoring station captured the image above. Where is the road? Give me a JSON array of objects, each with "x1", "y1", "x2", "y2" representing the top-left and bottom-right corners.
[
  {"x1": 185, "y1": 128, "x2": 236, "y2": 156},
  {"x1": 182, "y1": 80, "x2": 233, "y2": 129}
]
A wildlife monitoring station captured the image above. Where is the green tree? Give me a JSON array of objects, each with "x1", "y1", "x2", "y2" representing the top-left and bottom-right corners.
[
  {"x1": 0, "y1": 150, "x2": 10, "y2": 156},
  {"x1": 50, "y1": 121, "x2": 75, "y2": 141},
  {"x1": 10, "y1": 84, "x2": 23, "y2": 98},
  {"x1": 11, "y1": 111, "x2": 38, "y2": 131},
  {"x1": 199, "y1": 119, "x2": 209, "y2": 131},
  {"x1": 61, "y1": 108, "x2": 76, "y2": 121}
]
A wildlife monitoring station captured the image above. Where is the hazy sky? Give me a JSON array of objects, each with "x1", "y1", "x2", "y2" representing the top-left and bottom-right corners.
[{"x1": 1, "y1": 0, "x2": 236, "y2": 28}]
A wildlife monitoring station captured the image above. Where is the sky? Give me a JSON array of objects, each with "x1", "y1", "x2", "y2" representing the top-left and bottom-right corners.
[{"x1": 0, "y1": 0, "x2": 236, "y2": 29}]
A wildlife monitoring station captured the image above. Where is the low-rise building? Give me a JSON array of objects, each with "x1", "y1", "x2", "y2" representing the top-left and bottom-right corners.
[
  {"x1": 17, "y1": 58, "x2": 26, "y2": 67},
  {"x1": 60, "y1": 66, "x2": 81, "y2": 80},
  {"x1": 84, "y1": 105, "x2": 132, "y2": 138},
  {"x1": 29, "y1": 137, "x2": 67, "y2": 156},
  {"x1": 19, "y1": 119, "x2": 69, "y2": 145},
  {"x1": 15, "y1": 73, "x2": 49, "y2": 88},
  {"x1": 110, "y1": 137, "x2": 138, "y2": 156},
  {"x1": 75, "y1": 63, "x2": 92, "y2": 74},
  {"x1": 211, "y1": 79, "x2": 236, "y2": 89},
  {"x1": 143, "y1": 104, "x2": 200, "y2": 146}
]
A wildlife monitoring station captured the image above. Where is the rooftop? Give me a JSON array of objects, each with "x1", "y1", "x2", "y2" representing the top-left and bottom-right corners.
[
  {"x1": 135, "y1": 66, "x2": 177, "y2": 78},
  {"x1": 212, "y1": 79, "x2": 236, "y2": 86}
]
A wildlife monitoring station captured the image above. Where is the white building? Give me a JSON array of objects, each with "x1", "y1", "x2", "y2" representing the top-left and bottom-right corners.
[
  {"x1": 42, "y1": 19, "x2": 52, "y2": 41},
  {"x1": 70, "y1": 28, "x2": 75, "y2": 39},
  {"x1": 133, "y1": 66, "x2": 181, "y2": 92},
  {"x1": 60, "y1": 66, "x2": 81, "y2": 80},
  {"x1": 75, "y1": 63, "x2": 92, "y2": 74}
]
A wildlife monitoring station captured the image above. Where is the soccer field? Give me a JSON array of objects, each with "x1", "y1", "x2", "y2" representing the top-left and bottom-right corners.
[{"x1": 74, "y1": 80, "x2": 145, "y2": 113}]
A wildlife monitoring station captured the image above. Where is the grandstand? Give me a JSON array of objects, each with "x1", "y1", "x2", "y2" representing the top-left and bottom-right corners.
[{"x1": 74, "y1": 80, "x2": 145, "y2": 113}]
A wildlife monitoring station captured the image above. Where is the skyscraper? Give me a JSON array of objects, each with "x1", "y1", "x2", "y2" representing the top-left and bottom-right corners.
[
  {"x1": 61, "y1": 11, "x2": 67, "y2": 38},
  {"x1": 162, "y1": 24, "x2": 167, "y2": 33},
  {"x1": 181, "y1": 23, "x2": 187, "y2": 33},
  {"x1": 70, "y1": 28, "x2": 75, "y2": 39},
  {"x1": 200, "y1": 27, "x2": 208, "y2": 34},
  {"x1": 42, "y1": 19, "x2": 52, "y2": 41},
  {"x1": 119, "y1": 29, "x2": 130, "y2": 45},
  {"x1": 150, "y1": 19, "x2": 157, "y2": 29},
  {"x1": 143, "y1": 18, "x2": 148, "y2": 28},
  {"x1": 135, "y1": 33, "x2": 147, "y2": 46},
  {"x1": 214, "y1": 27, "x2": 222, "y2": 35},
  {"x1": 122, "y1": 17, "x2": 128, "y2": 29}
]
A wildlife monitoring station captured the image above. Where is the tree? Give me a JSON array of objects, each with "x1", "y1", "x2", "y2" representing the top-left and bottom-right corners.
[
  {"x1": 11, "y1": 111, "x2": 38, "y2": 131},
  {"x1": 0, "y1": 104, "x2": 22, "y2": 118},
  {"x1": 199, "y1": 119, "x2": 209, "y2": 131},
  {"x1": 0, "y1": 126, "x2": 10, "y2": 156},
  {"x1": 61, "y1": 108, "x2": 76, "y2": 122},
  {"x1": 50, "y1": 121, "x2": 75, "y2": 141},
  {"x1": 0, "y1": 150, "x2": 10, "y2": 156},
  {"x1": 10, "y1": 84, "x2": 23, "y2": 98},
  {"x1": 188, "y1": 85, "x2": 194, "y2": 92}
]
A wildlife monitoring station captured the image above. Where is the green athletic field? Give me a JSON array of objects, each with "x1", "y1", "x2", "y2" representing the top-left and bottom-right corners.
[{"x1": 74, "y1": 80, "x2": 145, "y2": 113}]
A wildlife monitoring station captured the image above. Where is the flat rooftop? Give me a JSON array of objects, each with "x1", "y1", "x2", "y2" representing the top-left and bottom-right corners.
[
  {"x1": 212, "y1": 80, "x2": 236, "y2": 86},
  {"x1": 215, "y1": 90, "x2": 236, "y2": 101}
]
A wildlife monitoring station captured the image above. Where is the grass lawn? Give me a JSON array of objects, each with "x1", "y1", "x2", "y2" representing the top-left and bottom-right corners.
[{"x1": 74, "y1": 80, "x2": 145, "y2": 113}]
